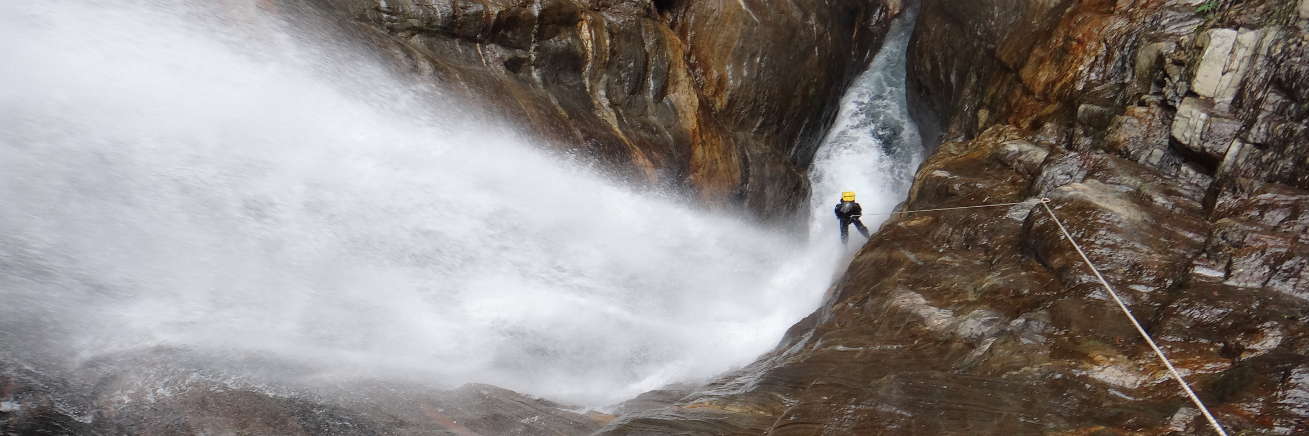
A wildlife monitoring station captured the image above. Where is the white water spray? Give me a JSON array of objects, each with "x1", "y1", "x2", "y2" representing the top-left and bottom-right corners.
[
  {"x1": 0, "y1": 1, "x2": 865, "y2": 407},
  {"x1": 808, "y1": 7, "x2": 923, "y2": 242}
]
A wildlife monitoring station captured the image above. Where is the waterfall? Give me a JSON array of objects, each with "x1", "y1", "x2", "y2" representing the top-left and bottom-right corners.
[
  {"x1": 0, "y1": 1, "x2": 920, "y2": 407},
  {"x1": 808, "y1": 6, "x2": 923, "y2": 242}
]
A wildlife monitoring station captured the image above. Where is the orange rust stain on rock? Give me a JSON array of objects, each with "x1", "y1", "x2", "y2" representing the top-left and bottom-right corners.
[
  {"x1": 678, "y1": 2, "x2": 750, "y2": 113},
  {"x1": 686, "y1": 107, "x2": 742, "y2": 204},
  {"x1": 1010, "y1": 0, "x2": 1122, "y2": 125},
  {"x1": 656, "y1": 24, "x2": 742, "y2": 204}
]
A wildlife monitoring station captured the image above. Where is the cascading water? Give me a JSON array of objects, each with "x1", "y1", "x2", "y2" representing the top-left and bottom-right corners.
[
  {"x1": 0, "y1": 1, "x2": 920, "y2": 409},
  {"x1": 808, "y1": 5, "x2": 923, "y2": 241},
  {"x1": 0, "y1": 1, "x2": 830, "y2": 407}
]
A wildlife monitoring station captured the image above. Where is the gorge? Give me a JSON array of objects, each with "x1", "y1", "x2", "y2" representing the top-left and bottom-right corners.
[{"x1": 3, "y1": 0, "x2": 1308, "y2": 435}]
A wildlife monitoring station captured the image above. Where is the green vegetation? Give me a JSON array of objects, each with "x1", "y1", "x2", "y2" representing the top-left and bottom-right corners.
[{"x1": 1195, "y1": 0, "x2": 1221, "y2": 14}]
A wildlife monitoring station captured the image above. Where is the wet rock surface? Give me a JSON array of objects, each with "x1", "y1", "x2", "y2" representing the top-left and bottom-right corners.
[
  {"x1": 1, "y1": 348, "x2": 609, "y2": 435},
  {"x1": 310, "y1": 0, "x2": 898, "y2": 224},
  {"x1": 7, "y1": 1, "x2": 1306, "y2": 435},
  {"x1": 600, "y1": 0, "x2": 1309, "y2": 434}
]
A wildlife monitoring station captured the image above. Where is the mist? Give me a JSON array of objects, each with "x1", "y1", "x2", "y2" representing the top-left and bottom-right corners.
[{"x1": 0, "y1": 1, "x2": 919, "y2": 407}]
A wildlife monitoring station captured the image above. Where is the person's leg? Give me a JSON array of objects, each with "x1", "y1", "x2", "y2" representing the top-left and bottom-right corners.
[
  {"x1": 853, "y1": 218, "x2": 870, "y2": 238},
  {"x1": 839, "y1": 219, "x2": 850, "y2": 244}
]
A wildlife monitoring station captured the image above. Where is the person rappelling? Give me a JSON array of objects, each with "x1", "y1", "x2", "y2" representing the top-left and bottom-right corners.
[{"x1": 834, "y1": 191, "x2": 871, "y2": 244}]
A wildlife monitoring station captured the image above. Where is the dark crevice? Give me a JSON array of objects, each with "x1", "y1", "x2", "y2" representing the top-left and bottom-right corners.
[
  {"x1": 1166, "y1": 137, "x2": 1221, "y2": 175},
  {"x1": 652, "y1": 0, "x2": 679, "y2": 15}
]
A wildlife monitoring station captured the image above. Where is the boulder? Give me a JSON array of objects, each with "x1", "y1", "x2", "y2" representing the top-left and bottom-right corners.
[
  {"x1": 1171, "y1": 96, "x2": 1242, "y2": 163},
  {"x1": 1192, "y1": 28, "x2": 1238, "y2": 102},
  {"x1": 1193, "y1": 28, "x2": 1280, "y2": 112}
]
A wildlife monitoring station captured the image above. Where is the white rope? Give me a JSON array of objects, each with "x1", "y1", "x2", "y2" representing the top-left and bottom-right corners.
[
  {"x1": 861, "y1": 200, "x2": 1028, "y2": 216},
  {"x1": 868, "y1": 197, "x2": 1229, "y2": 433},
  {"x1": 1038, "y1": 198, "x2": 1228, "y2": 436}
]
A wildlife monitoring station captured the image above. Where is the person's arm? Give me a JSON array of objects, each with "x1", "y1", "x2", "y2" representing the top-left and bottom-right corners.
[
  {"x1": 834, "y1": 203, "x2": 843, "y2": 218},
  {"x1": 852, "y1": 203, "x2": 863, "y2": 217}
]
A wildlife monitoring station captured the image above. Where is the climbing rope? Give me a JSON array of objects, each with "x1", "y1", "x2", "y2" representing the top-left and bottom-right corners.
[
  {"x1": 1037, "y1": 198, "x2": 1228, "y2": 436},
  {"x1": 860, "y1": 200, "x2": 1029, "y2": 216},
  {"x1": 878, "y1": 197, "x2": 1230, "y2": 435}
]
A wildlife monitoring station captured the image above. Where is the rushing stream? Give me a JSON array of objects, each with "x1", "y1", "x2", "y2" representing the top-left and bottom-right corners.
[
  {"x1": 0, "y1": 1, "x2": 920, "y2": 407},
  {"x1": 808, "y1": 5, "x2": 923, "y2": 239}
]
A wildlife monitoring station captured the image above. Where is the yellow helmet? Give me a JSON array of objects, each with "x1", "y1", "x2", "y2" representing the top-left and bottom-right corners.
[{"x1": 841, "y1": 191, "x2": 856, "y2": 202}]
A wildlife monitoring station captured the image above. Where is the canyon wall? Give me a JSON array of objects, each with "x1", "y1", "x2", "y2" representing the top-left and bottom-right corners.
[
  {"x1": 319, "y1": 0, "x2": 899, "y2": 224},
  {"x1": 601, "y1": 0, "x2": 1309, "y2": 434},
  {"x1": 7, "y1": 1, "x2": 1305, "y2": 434}
]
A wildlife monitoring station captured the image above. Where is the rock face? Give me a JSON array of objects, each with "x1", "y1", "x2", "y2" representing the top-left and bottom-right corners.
[
  {"x1": 312, "y1": 0, "x2": 899, "y2": 224},
  {"x1": 8, "y1": 0, "x2": 1306, "y2": 434},
  {"x1": 600, "y1": 0, "x2": 1309, "y2": 434}
]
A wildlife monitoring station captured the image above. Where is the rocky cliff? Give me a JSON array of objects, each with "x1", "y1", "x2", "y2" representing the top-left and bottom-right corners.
[
  {"x1": 7, "y1": 0, "x2": 1306, "y2": 435},
  {"x1": 600, "y1": 0, "x2": 1309, "y2": 434},
  {"x1": 316, "y1": 0, "x2": 899, "y2": 224}
]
